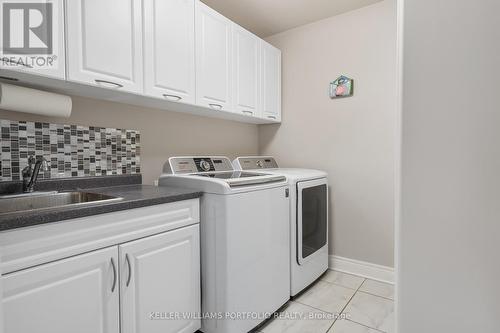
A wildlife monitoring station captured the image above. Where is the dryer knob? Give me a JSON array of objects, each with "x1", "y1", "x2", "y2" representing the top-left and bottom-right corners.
[
  {"x1": 256, "y1": 160, "x2": 264, "y2": 168},
  {"x1": 200, "y1": 160, "x2": 211, "y2": 171}
]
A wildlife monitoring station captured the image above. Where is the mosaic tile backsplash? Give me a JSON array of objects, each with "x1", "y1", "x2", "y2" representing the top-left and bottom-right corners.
[{"x1": 0, "y1": 119, "x2": 140, "y2": 182}]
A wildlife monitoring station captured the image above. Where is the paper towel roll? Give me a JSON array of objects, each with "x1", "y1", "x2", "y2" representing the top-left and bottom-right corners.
[{"x1": 0, "y1": 83, "x2": 72, "y2": 117}]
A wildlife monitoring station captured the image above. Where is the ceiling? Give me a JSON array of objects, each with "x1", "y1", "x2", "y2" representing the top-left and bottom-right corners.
[{"x1": 201, "y1": 0, "x2": 384, "y2": 37}]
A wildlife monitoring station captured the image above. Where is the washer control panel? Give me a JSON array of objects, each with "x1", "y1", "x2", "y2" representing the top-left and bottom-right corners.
[
  {"x1": 235, "y1": 157, "x2": 279, "y2": 170},
  {"x1": 166, "y1": 157, "x2": 234, "y2": 174}
]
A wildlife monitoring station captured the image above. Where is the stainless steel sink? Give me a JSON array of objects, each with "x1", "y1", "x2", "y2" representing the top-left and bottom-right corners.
[
  {"x1": 0, "y1": 191, "x2": 59, "y2": 199},
  {"x1": 0, "y1": 192, "x2": 123, "y2": 215}
]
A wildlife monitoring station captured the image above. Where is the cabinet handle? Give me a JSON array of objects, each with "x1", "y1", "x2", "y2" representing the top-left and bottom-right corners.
[
  {"x1": 95, "y1": 79, "x2": 123, "y2": 89},
  {"x1": 209, "y1": 103, "x2": 223, "y2": 110},
  {"x1": 110, "y1": 258, "x2": 117, "y2": 293},
  {"x1": 267, "y1": 115, "x2": 277, "y2": 120},
  {"x1": 163, "y1": 94, "x2": 182, "y2": 101},
  {"x1": 1, "y1": 58, "x2": 33, "y2": 68},
  {"x1": 125, "y1": 253, "x2": 132, "y2": 287},
  {"x1": 242, "y1": 110, "x2": 254, "y2": 116}
]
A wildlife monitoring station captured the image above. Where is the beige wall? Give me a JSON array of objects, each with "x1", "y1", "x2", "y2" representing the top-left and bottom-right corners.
[
  {"x1": 260, "y1": 0, "x2": 397, "y2": 266},
  {"x1": 0, "y1": 96, "x2": 259, "y2": 185}
]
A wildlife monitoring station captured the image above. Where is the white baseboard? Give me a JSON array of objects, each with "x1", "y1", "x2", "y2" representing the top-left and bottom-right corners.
[{"x1": 329, "y1": 255, "x2": 394, "y2": 284}]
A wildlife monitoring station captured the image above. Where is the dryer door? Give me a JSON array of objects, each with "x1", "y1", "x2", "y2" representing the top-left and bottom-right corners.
[{"x1": 297, "y1": 178, "x2": 328, "y2": 265}]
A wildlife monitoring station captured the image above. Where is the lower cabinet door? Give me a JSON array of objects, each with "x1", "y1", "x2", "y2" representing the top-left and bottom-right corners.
[
  {"x1": 2, "y1": 247, "x2": 120, "y2": 333},
  {"x1": 119, "y1": 224, "x2": 201, "y2": 333}
]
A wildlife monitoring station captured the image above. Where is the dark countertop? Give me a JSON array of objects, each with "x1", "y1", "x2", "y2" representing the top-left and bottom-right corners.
[{"x1": 0, "y1": 176, "x2": 202, "y2": 232}]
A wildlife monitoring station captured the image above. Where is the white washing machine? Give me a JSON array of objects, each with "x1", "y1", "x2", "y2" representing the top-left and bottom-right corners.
[
  {"x1": 233, "y1": 156, "x2": 329, "y2": 297},
  {"x1": 158, "y1": 157, "x2": 290, "y2": 333}
]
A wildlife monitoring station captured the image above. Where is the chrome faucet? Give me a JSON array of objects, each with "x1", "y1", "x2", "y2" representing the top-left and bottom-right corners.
[{"x1": 22, "y1": 156, "x2": 49, "y2": 193}]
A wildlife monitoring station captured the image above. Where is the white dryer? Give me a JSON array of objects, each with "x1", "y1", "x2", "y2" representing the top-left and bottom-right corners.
[
  {"x1": 233, "y1": 156, "x2": 329, "y2": 297},
  {"x1": 159, "y1": 157, "x2": 290, "y2": 333}
]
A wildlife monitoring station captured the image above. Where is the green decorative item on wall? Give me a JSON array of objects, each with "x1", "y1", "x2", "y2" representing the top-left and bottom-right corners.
[{"x1": 330, "y1": 75, "x2": 354, "y2": 98}]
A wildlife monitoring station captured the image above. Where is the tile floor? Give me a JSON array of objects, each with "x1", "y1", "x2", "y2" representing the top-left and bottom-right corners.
[{"x1": 256, "y1": 270, "x2": 395, "y2": 333}]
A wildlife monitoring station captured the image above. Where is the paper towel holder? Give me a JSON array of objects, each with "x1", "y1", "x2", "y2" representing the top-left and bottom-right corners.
[{"x1": 0, "y1": 83, "x2": 72, "y2": 117}]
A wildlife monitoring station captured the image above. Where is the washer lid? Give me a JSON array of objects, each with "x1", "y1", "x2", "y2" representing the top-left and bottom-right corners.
[
  {"x1": 163, "y1": 157, "x2": 286, "y2": 187},
  {"x1": 193, "y1": 171, "x2": 285, "y2": 187}
]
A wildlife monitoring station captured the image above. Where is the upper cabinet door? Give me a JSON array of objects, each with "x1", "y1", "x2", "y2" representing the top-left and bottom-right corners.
[
  {"x1": 195, "y1": 1, "x2": 232, "y2": 112},
  {"x1": 120, "y1": 225, "x2": 201, "y2": 333},
  {"x1": 2, "y1": 247, "x2": 120, "y2": 333},
  {"x1": 261, "y1": 41, "x2": 282, "y2": 121},
  {"x1": 0, "y1": 0, "x2": 66, "y2": 79},
  {"x1": 232, "y1": 24, "x2": 261, "y2": 117},
  {"x1": 143, "y1": 0, "x2": 195, "y2": 103},
  {"x1": 66, "y1": 0, "x2": 143, "y2": 93}
]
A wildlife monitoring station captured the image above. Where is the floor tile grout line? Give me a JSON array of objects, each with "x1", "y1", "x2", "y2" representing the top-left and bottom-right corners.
[
  {"x1": 322, "y1": 270, "x2": 367, "y2": 288},
  {"x1": 361, "y1": 279, "x2": 394, "y2": 287},
  {"x1": 346, "y1": 318, "x2": 387, "y2": 333},
  {"x1": 262, "y1": 271, "x2": 393, "y2": 333},
  {"x1": 267, "y1": 300, "x2": 338, "y2": 333},
  {"x1": 324, "y1": 277, "x2": 367, "y2": 332},
  {"x1": 358, "y1": 278, "x2": 368, "y2": 290},
  {"x1": 331, "y1": 269, "x2": 395, "y2": 287},
  {"x1": 339, "y1": 288, "x2": 394, "y2": 333},
  {"x1": 330, "y1": 271, "x2": 395, "y2": 286},
  {"x1": 291, "y1": 299, "x2": 340, "y2": 316},
  {"x1": 320, "y1": 278, "x2": 365, "y2": 291},
  {"x1": 293, "y1": 277, "x2": 365, "y2": 316},
  {"x1": 357, "y1": 278, "x2": 395, "y2": 301},
  {"x1": 346, "y1": 319, "x2": 387, "y2": 333},
  {"x1": 356, "y1": 289, "x2": 395, "y2": 302},
  {"x1": 327, "y1": 271, "x2": 395, "y2": 332}
]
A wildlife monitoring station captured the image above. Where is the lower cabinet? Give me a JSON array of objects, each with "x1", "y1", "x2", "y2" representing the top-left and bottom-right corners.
[
  {"x1": 1, "y1": 224, "x2": 200, "y2": 333},
  {"x1": 120, "y1": 224, "x2": 201, "y2": 333},
  {"x1": 2, "y1": 247, "x2": 120, "y2": 333}
]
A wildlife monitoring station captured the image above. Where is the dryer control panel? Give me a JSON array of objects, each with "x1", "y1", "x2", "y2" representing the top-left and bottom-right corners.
[
  {"x1": 164, "y1": 157, "x2": 234, "y2": 174},
  {"x1": 234, "y1": 157, "x2": 279, "y2": 170}
]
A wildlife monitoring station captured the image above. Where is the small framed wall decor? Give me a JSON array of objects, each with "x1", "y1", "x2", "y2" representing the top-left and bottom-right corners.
[{"x1": 330, "y1": 75, "x2": 354, "y2": 98}]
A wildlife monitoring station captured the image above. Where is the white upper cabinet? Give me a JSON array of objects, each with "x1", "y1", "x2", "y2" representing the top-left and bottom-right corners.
[
  {"x1": 120, "y1": 225, "x2": 201, "y2": 333},
  {"x1": 0, "y1": 0, "x2": 66, "y2": 79},
  {"x1": 2, "y1": 247, "x2": 120, "y2": 333},
  {"x1": 0, "y1": 0, "x2": 281, "y2": 123},
  {"x1": 143, "y1": 0, "x2": 195, "y2": 103},
  {"x1": 261, "y1": 41, "x2": 282, "y2": 121},
  {"x1": 66, "y1": 0, "x2": 143, "y2": 93},
  {"x1": 232, "y1": 24, "x2": 261, "y2": 117},
  {"x1": 195, "y1": 1, "x2": 232, "y2": 112}
]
